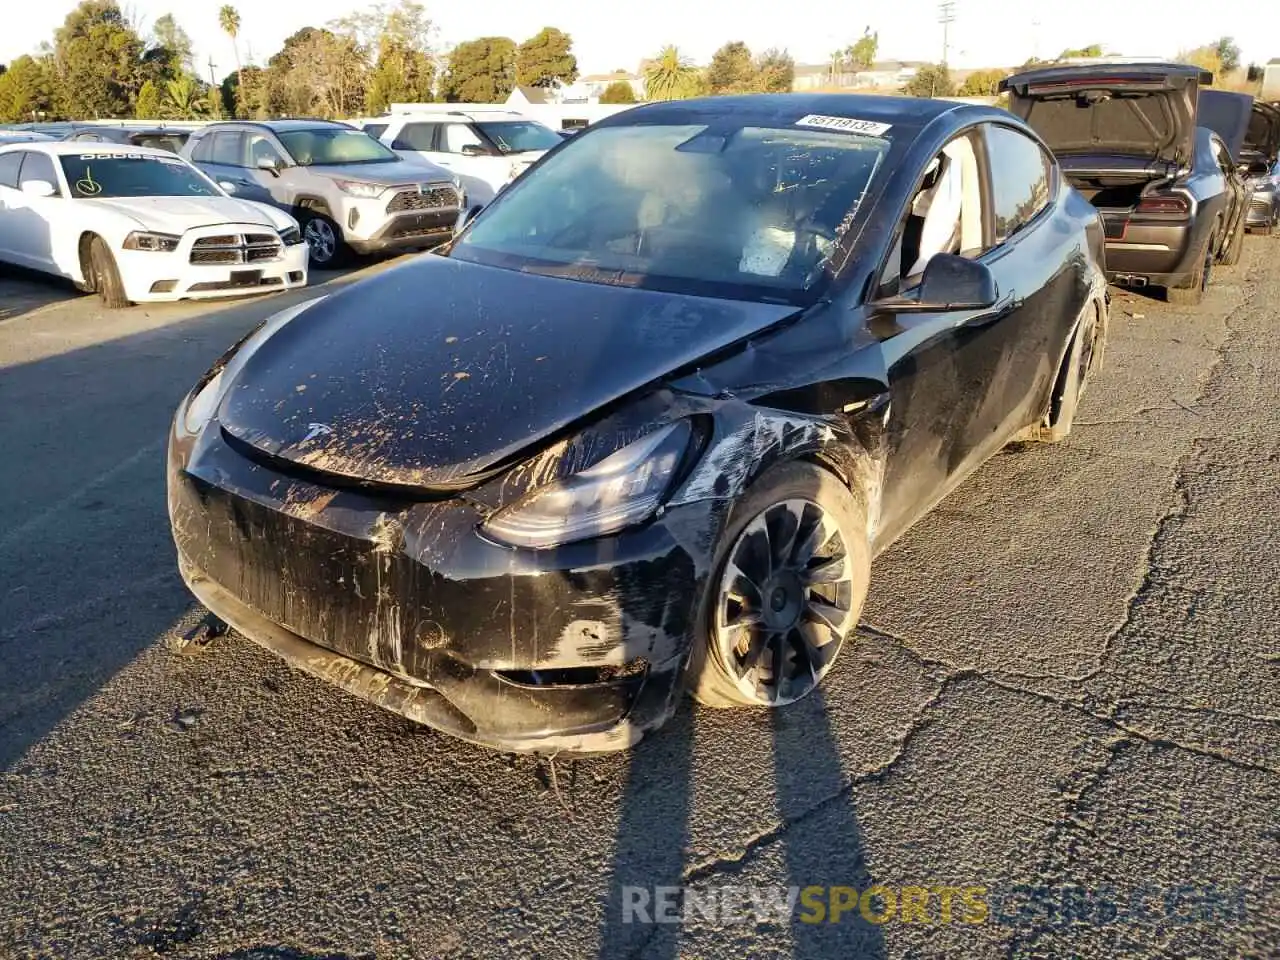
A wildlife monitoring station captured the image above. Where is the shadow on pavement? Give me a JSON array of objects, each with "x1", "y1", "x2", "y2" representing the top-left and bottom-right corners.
[
  {"x1": 597, "y1": 691, "x2": 886, "y2": 958},
  {"x1": 0, "y1": 265, "x2": 382, "y2": 771}
]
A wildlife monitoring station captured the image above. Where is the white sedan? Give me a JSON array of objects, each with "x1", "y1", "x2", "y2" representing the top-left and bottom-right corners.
[{"x1": 0, "y1": 142, "x2": 309, "y2": 307}]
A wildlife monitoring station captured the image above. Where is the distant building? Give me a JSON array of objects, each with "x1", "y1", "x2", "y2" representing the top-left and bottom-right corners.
[
  {"x1": 578, "y1": 71, "x2": 647, "y2": 100},
  {"x1": 791, "y1": 60, "x2": 925, "y2": 92},
  {"x1": 506, "y1": 85, "x2": 555, "y2": 108}
]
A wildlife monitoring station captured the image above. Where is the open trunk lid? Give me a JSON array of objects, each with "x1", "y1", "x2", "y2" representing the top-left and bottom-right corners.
[{"x1": 1001, "y1": 63, "x2": 1210, "y2": 167}]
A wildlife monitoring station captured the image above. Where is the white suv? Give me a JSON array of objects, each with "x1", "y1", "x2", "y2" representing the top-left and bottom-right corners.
[{"x1": 363, "y1": 111, "x2": 564, "y2": 210}]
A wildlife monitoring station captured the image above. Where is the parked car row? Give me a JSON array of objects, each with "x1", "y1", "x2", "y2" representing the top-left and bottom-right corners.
[{"x1": 1002, "y1": 63, "x2": 1278, "y2": 303}]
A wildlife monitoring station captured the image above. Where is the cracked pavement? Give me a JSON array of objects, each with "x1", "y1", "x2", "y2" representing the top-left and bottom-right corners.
[{"x1": 1, "y1": 241, "x2": 1277, "y2": 960}]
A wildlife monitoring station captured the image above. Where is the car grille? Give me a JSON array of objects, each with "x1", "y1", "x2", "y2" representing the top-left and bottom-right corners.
[
  {"x1": 386, "y1": 185, "x2": 460, "y2": 213},
  {"x1": 190, "y1": 232, "x2": 282, "y2": 265},
  {"x1": 1249, "y1": 197, "x2": 1272, "y2": 217}
]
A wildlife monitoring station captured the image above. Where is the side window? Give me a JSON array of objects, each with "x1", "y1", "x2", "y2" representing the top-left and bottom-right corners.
[
  {"x1": 442, "y1": 123, "x2": 484, "y2": 154},
  {"x1": 879, "y1": 131, "x2": 987, "y2": 295},
  {"x1": 985, "y1": 124, "x2": 1052, "y2": 246},
  {"x1": 74, "y1": 133, "x2": 102, "y2": 142},
  {"x1": 395, "y1": 122, "x2": 438, "y2": 151},
  {"x1": 209, "y1": 132, "x2": 246, "y2": 166},
  {"x1": 189, "y1": 134, "x2": 212, "y2": 162},
  {"x1": 363, "y1": 123, "x2": 388, "y2": 140},
  {"x1": 244, "y1": 133, "x2": 286, "y2": 168},
  {"x1": 18, "y1": 152, "x2": 60, "y2": 195},
  {"x1": 0, "y1": 152, "x2": 24, "y2": 189}
]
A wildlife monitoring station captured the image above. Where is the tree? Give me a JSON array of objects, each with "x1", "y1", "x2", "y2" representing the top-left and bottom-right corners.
[
  {"x1": 287, "y1": 28, "x2": 367, "y2": 117},
  {"x1": 599, "y1": 79, "x2": 635, "y2": 103},
  {"x1": 221, "y1": 64, "x2": 264, "y2": 118},
  {"x1": 262, "y1": 27, "x2": 326, "y2": 115},
  {"x1": 162, "y1": 74, "x2": 210, "y2": 118},
  {"x1": 644, "y1": 45, "x2": 700, "y2": 101},
  {"x1": 958, "y1": 68, "x2": 1007, "y2": 97},
  {"x1": 1179, "y1": 46, "x2": 1223, "y2": 84},
  {"x1": 516, "y1": 27, "x2": 577, "y2": 88},
  {"x1": 706, "y1": 41, "x2": 754, "y2": 94},
  {"x1": 1248, "y1": 63, "x2": 1263, "y2": 83},
  {"x1": 753, "y1": 48, "x2": 794, "y2": 92},
  {"x1": 0, "y1": 55, "x2": 55, "y2": 121},
  {"x1": 442, "y1": 37, "x2": 516, "y2": 102},
  {"x1": 903, "y1": 63, "x2": 954, "y2": 98},
  {"x1": 152, "y1": 13, "x2": 193, "y2": 74},
  {"x1": 346, "y1": 1, "x2": 436, "y2": 112},
  {"x1": 1213, "y1": 37, "x2": 1241, "y2": 75},
  {"x1": 845, "y1": 28, "x2": 878, "y2": 72},
  {"x1": 1057, "y1": 44, "x2": 1103, "y2": 60},
  {"x1": 52, "y1": 1, "x2": 146, "y2": 118},
  {"x1": 134, "y1": 78, "x2": 164, "y2": 118},
  {"x1": 219, "y1": 5, "x2": 243, "y2": 95}
]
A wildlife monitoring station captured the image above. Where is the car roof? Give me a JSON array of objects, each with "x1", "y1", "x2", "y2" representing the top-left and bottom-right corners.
[
  {"x1": 196, "y1": 119, "x2": 353, "y2": 133},
  {"x1": 594, "y1": 93, "x2": 971, "y2": 135},
  {"x1": 379, "y1": 110, "x2": 528, "y2": 121},
  {"x1": 0, "y1": 141, "x2": 183, "y2": 158}
]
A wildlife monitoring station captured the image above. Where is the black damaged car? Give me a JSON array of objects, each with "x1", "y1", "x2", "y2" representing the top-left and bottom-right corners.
[
  {"x1": 1002, "y1": 62, "x2": 1249, "y2": 304},
  {"x1": 169, "y1": 94, "x2": 1109, "y2": 754}
]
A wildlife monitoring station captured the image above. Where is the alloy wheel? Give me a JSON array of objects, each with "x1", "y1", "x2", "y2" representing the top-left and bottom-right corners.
[
  {"x1": 711, "y1": 498, "x2": 857, "y2": 706},
  {"x1": 304, "y1": 218, "x2": 337, "y2": 264}
]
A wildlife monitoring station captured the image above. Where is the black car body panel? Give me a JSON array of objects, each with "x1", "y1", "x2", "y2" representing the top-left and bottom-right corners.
[
  {"x1": 1004, "y1": 63, "x2": 1246, "y2": 291},
  {"x1": 1196, "y1": 89, "x2": 1253, "y2": 160},
  {"x1": 170, "y1": 93, "x2": 1109, "y2": 753}
]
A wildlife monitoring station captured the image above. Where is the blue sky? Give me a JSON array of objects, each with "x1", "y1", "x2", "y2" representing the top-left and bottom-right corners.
[{"x1": 3, "y1": 0, "x2": 1274, "y2": 80}]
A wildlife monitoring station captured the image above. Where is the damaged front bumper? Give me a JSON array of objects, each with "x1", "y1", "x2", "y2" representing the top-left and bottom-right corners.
[{"x1": 167, "y1": 421, "x2": 717, "y2": 754}]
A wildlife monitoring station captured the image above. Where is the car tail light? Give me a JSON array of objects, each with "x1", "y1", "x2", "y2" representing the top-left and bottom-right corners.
[{"x1": 1136, "y1": 194, "x2": 1190, "y2": 216}]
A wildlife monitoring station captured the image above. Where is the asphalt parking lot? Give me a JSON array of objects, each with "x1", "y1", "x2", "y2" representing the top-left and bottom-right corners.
[{"x1": 1, "y1": 241, "x2": 1277, "y2": 959}]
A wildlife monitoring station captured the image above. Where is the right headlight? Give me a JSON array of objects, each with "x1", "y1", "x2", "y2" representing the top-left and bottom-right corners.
[
  {"x1": 180, "y1": 296, "x2": 327, "y2": 436},
  {"x1": 482, "y1": 420, "x2": 695, "y2": 549}
]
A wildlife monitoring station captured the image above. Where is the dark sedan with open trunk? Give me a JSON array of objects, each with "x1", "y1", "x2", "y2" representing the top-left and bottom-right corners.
[
  {"x1": 1003, "y1": 62, "x2": 1249, "y2": 304},
  {"x1": 169, "y1": 94, "x2": 1109, "y2": 754}
]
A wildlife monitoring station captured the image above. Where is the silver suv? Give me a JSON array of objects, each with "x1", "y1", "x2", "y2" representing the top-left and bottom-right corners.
[{"x1": 182, "y1": 120, "x2": 463, "y2": 267}]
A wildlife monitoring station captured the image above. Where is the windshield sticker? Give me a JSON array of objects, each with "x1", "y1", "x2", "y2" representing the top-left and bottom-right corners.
[
  {"x1": 75, "y1": 167, "x2": 103, "y2": 196},
  {"x1": 795, "y1": 115, "x2": 892, "y2": 136}
]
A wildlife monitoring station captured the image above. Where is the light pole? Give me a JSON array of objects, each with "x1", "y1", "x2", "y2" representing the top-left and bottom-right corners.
[{"x1": 938, "y1": 0, "x2": 956, "y2": 66}]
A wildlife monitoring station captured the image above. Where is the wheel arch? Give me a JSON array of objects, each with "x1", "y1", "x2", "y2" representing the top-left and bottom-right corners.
[
  {"x1": 75, "y1": 231, "x2": 98, "y2": 287},
  {"x1": 292, "y1": 196, "x2": 335, "y2": 219}
]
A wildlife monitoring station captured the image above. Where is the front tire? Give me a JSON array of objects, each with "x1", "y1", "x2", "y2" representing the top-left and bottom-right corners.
[
  {"x1": 299, "y1": 211, "x2": 347, "y2": 268},
  {"x1": 87, "y1": 235, "x2": 130, "y2": 309},
  {"x1": 688, "y1": 462, "x2": 871, "y2": 709}
]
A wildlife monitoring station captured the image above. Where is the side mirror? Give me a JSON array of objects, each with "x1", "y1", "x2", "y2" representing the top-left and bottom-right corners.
[
  {"x1": 889, "y1": 255, "x2": 998, "y2": 312},
  {"x1": 256, "y1": 155, "x2": 281, "y2": 176},
  {"x1": 455, "y1": 204, "x2": 483, "y2": 234},
  {"x1": 21, "y1": 179, "x2": 56, "y2": 198},
  {"x1": 217, "y1": 180, "x2": 238, "y2": 194},
  {"x1": 460, "y1": 143, "x2": 491, "y2": 157}
]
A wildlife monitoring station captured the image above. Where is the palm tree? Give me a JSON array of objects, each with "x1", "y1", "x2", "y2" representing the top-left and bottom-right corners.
[
  {"x1": 164, "y1": 75, "x2": 209, "y2": 120},
  {"x1": 644, "y1": 45, "x2": 700, "y2": 101},
  {"x1": 219, "y1": 5, "x2": 243, "y2": 104}
]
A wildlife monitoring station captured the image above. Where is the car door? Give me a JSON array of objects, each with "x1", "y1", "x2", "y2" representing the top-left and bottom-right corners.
[
  {"x1": 436, "y1": 122, "x2": 504, "y2": 204},
  {"x1": 0, "y1": 151, "x2": 25, "y2": 261},
  {"x1": 12, "y1": 149, "x2": 64, "y2": 271},
  {"x1": 874, "y1": 124, "x2": 1085, "y2": 542},
  {"x1": 1211, "y1": 135, "x2": 1248, "y2": 249},
  {"x1": 236, "y1": 132, "x2": 291, "y2": 207}
]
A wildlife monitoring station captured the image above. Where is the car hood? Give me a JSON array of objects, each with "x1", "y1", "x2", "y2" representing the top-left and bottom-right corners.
[
  {"x1": 1003, "y1": 63, "x2": 1209, "y2": 165},
  {"x1": 304, "y1": 158, "x2": 455, "y2": 185},
  {"x1": 216, "y1": 256, "x2": 800, "y2": 489},
  {"x1": 83, "y1": 195, "x2": 279, "y2": 232},
  {"x1": 1198, "y1": 89, "x2": 1254, "y2": 159}
]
